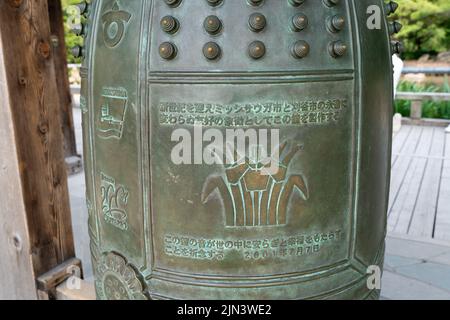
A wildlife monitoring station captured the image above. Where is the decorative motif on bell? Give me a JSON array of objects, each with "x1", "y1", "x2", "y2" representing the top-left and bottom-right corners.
[
  {"x1": 291, "y1": 40, "x2": 310, "y2": 59},
  {"x1": 164, "y1": 0, "x2": 182, "y2": 8},
  {"x1": 323, "y1": 0, "x2": 339, "y2": 7},
  {"x1": 204, "y1": 15, "x2": 222, "y2": 35},
  {"x1": 385, "y1": 1, "x2": 399, "y2": 15},
  {"x1": 206, "y1": 0, "x2": 223, "y2": 7},
  {"x1": 203, "y1": 42, "x2": 222, "y2": 61},
  {"x1": 249, "y1": 13, "x2": 267, "y2": 32},
  {"x1": 96, "y1": 252, "x2": 147, "y2": 300},
  {"x1": 248, "y1": 0, "x2": 264, "y2": 7},
  {"x1": 159, "y1": 42, "x2": 177, "y2": 60},
  {"x1": 289, "y1": 0, "x2": 305, "y2": 7},
  {"x1": 291, "y1": 13, "x2": 308, "y2": 32},
  {"x1": 101, "y1": 1, "x2": 132, "y2": 48},
  {"x1": 328, "y1": 40, "x2": 347, "y2": 58},
  {"x1": 388, "y1": 21, "x2": 403, "y2": 35},
  {"x1": 248, "y1": 41, "x2": 266, "y2": 59},
  {"x1": 160, "y1": 15, "x2": 179, "y2": 34},
  {"x1": 327, "y1": 15, "x2": 345, "y2": 33}
]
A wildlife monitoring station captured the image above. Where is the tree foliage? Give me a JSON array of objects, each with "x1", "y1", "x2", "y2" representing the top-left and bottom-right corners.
[
  {"x1": 62, "y1": 0, "x2": 85, "y2": 63},
  {"x1": 394, "y1": 0, "x2": 450, "y2": 59}
]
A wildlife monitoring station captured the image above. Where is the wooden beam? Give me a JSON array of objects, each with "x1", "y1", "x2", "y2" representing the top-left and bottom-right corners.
[
  {"x1": 48, "y1": 0, "x2": 78, "y2": 159},
  {"x1": 0, "y1": 0, "x2": 75, "y2": 286},
  {"x1": 37, "y1": 257, "x2": 82, "y2": 300},
  {"x1": 0, "y1": 26, "x2": 37, "y2": 300}
]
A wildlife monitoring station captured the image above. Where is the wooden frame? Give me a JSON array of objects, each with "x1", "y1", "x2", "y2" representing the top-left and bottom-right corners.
[{"x1": 0, "y1": 0, "x2": 82, "y2": 300}]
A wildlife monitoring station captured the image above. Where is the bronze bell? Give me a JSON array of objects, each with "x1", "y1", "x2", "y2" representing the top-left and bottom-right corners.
[{"x1": 80, "y1": 0, "x2": 399, "y2": 300}]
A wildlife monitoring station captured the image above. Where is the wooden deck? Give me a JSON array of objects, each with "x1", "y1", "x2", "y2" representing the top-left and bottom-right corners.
[{"x1": 389, "y1": 124, "x2": 450, "y2": 242}]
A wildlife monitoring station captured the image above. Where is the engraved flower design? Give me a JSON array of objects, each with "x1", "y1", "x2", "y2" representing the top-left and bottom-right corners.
[{"x1": 96, "y1": 252, "x2": 147, "y2": 300}]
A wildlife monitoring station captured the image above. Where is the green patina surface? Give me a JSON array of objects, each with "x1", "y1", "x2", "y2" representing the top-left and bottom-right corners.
[{"x1": 79, "y1": 0, "x2": 396, "y2": 300}]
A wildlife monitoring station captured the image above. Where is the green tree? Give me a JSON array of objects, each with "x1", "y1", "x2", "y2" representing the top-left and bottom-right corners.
[
  {"x1": 394, "y1": 0, "x2": 450, "y2": 59},
  {"x1": 62, "y1": 0, "x2": 85, "y2": 63}
]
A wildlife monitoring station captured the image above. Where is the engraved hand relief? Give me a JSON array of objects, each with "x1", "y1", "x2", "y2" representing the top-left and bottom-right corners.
[
  {"x1": 202, "y1": 142, "x2": 308, "y2": 227},
  {"x1": 101, "y1": 1, "x2": 132, "y2": 48},
  {"x1": 100, "y1": 172, "x2": 129, "y2": 230},
  {"x1": 96, "y1": 252, "x2": 147, "y2": 300},
  {"x1": 98, "y1": 87, "x2": 128, "y2": 140}
]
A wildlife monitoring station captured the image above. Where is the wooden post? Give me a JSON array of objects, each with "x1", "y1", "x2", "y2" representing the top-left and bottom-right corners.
[
  {"x1": 410, "y1": 100, "x2": 423, "y2": 120},
  {"x1": 0, "y1": 30, "x2": 37, "y2": 300},
  {"x1": 48, "y1": 0, "x2": 82, "y2": 175},
  {"x1": 0, "y1": 0, "x2": 76, "y2": 298}
]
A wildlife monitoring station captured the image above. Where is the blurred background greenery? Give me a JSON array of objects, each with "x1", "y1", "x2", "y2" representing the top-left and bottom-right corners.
[
  {"x1": 392, "y1": 0, "x2": 450, "y2": 118},
  {"x1": 392, "y1": 0, "x2": 449, "y2": 60},
  {"x1": 63, "y1": 0, "x2": 84, "y2": 64}
]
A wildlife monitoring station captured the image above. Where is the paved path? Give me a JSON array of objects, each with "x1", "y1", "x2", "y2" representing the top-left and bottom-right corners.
[
  {"x1": 382, "y1": 236, "x2": 450, "y2": 299},
  {"x1": 68, "y1": 108, "x2": 450, "y2": 299}
]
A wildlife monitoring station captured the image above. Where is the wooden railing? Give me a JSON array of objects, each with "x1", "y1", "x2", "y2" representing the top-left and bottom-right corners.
[{"x1": 395, "y1": 92, "x2": 450, "y2": 121}]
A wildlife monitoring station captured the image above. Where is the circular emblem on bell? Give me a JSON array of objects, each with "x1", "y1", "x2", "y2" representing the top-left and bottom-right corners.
[
  {"x1": 328, "y1": 40, "x2": 347, "y2": 58},
  {"x1": 248, "y1": 41, "x2": 266, "y2": 59},
  {"x1": 289, "y1": 0, "x2": 305, "y2": 6},
  {"x1": 249, "y1": 13, "x2": 267, "y2": 32},
  {"x1": 291, "y1": 40, "x2": 310, "y2": 59},
  {"x1": 160, "y1": 16, "x2": 179, "y2": 34},
  {"x1": 291, "y1": 13, "x2": 308, "y2": 32},
  {"x1": 96, "y1": 252, "x2": 147, "y2": 300},
  {"x1": 159, "y1": 42, "x2": 177, "y2": 60},
  {"x1": 101, "y1": 1, "x2": 132, "y2": 48},
  {"x1": 206, "y1": 0, "x2": 223, "y2": 7},
  {"x1": 204, "y1": 15, "x2": 222, "y2": 35},
  {"x1": 203, "y1": 42, "x2": 221, "y2": 61}
]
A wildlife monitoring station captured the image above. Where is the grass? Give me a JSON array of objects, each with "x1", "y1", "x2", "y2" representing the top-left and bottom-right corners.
[{"x1": 395, "y1": 77, "x2": 450, "y2": 119}]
